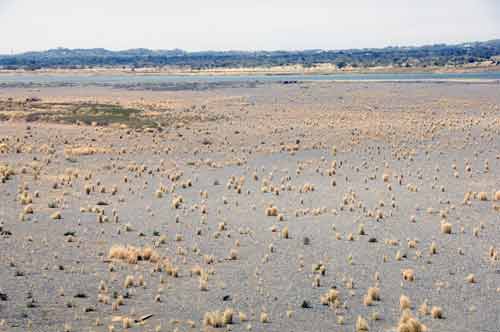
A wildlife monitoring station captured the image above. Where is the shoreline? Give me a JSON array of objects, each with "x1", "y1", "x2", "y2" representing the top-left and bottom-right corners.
[
  {"x1": 0, "y1": 79, "x2": 499, "y2": 90},
  {"x1": 0, "y1": 63, "x2": 499, "y2": 77}
]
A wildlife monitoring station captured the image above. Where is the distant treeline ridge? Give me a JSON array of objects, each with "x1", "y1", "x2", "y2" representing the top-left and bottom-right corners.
[{"x1": 1, "y1": 39, "x2": 499, "y2": 70}]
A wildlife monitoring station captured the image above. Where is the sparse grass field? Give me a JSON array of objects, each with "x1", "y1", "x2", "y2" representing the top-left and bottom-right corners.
[{"x1": 0, "y1": 81, "x2": 499, "y2": 332}]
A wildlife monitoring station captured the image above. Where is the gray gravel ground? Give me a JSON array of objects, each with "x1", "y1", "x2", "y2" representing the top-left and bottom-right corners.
[{"x1": 0, "y1": 81, "x2": 499, "y2": 332}]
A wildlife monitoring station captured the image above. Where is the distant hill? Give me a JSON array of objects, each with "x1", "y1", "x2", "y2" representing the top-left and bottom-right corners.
[{"x1": 1, "y1": 40, "x2": 499, "y2": 70}]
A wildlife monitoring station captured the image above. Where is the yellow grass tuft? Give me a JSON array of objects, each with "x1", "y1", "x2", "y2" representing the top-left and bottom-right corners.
[
  {"x1": 281, "y1": 226, "x2": 289, "y2": 239},
  {"x1": 260, "y1": 311, "x2": 269, "y2": 323},
  {"x1": 402, "y1": 269, "x2": 415, "y2": 282},
  {"x1": 397, "y1": 309, "x2": 426, "y2": 332},
  {"x1": 400, "y1": 295, "x2": 411, "y2": 310},
  {"x1": 64, "y1": 146, "x2": 110, "y2": 156},
  {"x1": 466, "y1": 274, "x2": 476, "y2": 283},
  {"x1": 0, "y1": 164, "x2": 15, "y2": 182},
  {"x1": 124, "y1": 275, "x2": 135, "y2": 288},
  {"x1": 418, "y1": 301, "x2": 430, "y2": 316},
  {"x1": 430, "y1": 242, "x2": 437, "y2": 255},
  {"x1": 239, "y1": 311, "x2": 248, "y2": 322},
  {"x1": 222, "y1": 308, "x2": 234, "y2": 325},
  {"x1": 367, "y1": 287, "x2": 380, "y2": 302},
  {"x1": 266, "y1": 206, "x2": 278, "y2": 217},
  {"x1": 320, "y1": 288, "x2": 339, "y2": 305},
  {"x1": 171, "y1": 195, "x2": 184, "y2": 209},
  {"x1": 108, "y1": 245, "x2": 160, "y2": 264},
  {"x1": 229, "y1": 248, "x2": 238, "y2": 260},
  {"x1": 478, "y1": 192, "x2": 488, "y2": 201},
  {"x1": 356, "y1": 316, "x2": 369, "y2": 331},
  {"x1": 431, "y1": 306, "x2": 443, "y2": 319},
  {"x1": 0, "y1": 143, "x2": 9, "y2": 153},
  {"x1": 199, "y1": 277, "x2": 208, "y2": 291},
  {"x1": 122, "y1": 317, "x2": 133, "y2": 329},
  {"x1": 440, "y1": 221, "x2": 452, "y2": 234}
]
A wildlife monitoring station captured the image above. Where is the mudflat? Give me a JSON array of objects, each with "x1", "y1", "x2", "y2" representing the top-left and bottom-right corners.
[{"x1": 0, "y1": 81, "x2": 499, "y2": 332}]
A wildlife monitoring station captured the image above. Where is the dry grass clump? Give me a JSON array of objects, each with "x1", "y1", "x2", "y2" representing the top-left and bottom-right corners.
[
  {"x1": 371, "y1": 311, "x2": 381, "y2": 321},
  {"x1": 171, "y1": 195, "x2": 184, "y2": 209},
  {"x1": 281, "y1": 226, "x2": 289, "y2": 239},
  {"x1": 397, "y1": 309, "x2": 426, "y2": 332},
  {"x1": 98, "y1": 293, "x2": 110, "y2": 304},
  {"x1": 238, "y1": 311, "x2": 248, "y2": 322},
  {"x1": 478, "y1": 192, "x2": 488, "y2": 201},
  {"x1": 465, "y1": 274, "x2": 476, "y2": 283},
  {"x1": 320, "y1": 288, "x2": 339, "y2": 305},
  {"x1": 366, "y1": 287, "x2": 380, "y2": 302},
  {"x1": 312, "y1": 263, "x2": 326, "y2": 275},
  {"x1": 190, "y1": 265, "x2": 202, "y2": 276},
  {"x1": 164, "y1": 260, "x2": 179, "y2": 277},
  {"x1": 229, "y1": 248, "x2": 238, "y2": 260},
  {"x1": 430, "y1": 242, "x2": 437, "y2": 255},
  {"x1": 418, "y1": 301, "x2": 430, "y2": 316},
  {"x1": 265, "y1": 205, "x2": 278, "y2": 216},
  {"x1": 313, "y1": 275, "x2": 321, "y2": 287},
  {"x1": 383, "y1": 173, "x2": 390, "y2": 182},
  {"x1": 440, "y1": 221, "x2": 452, "y2": 234},
  {"x1": 407, "y1": 184, "x2": 418, "y2": 192},
  {"x1": 358, "y1": 224, "x2": 365, "y2": 235},
  {"x1": 400, "y1": 295, "x2": 411, "y2": 310},
  {"x1": 0, "y1": 164, "x2": 15, "y2": 182},
  {"x1": 260, "y1": 311, "x2": 269, "y2": 323},
  {"x1": 199, "y1": 276, "x2": 208, "y2": 291},
  {"x1": 431, "y1": 306, "x2": 443, "y2": 319},
  {"x1": 18, "y1": 192, "x2": 32, "y2": 205},
  {"x1": 489, "y1": 247, "x2": 498, "y2": 260},
  {"x1": 300, "y1": 183, "x2": 315, "y2": 193},
  {"x1": 64, "y1": 146, "x2": 110, "y2": 156},
  {"x1": 363, "y1": 295, "x2": 373, "y2": 306},
  {"x1": 495, "y1": 191, "x2": 500, "y2": 201},
  {"x1": 84, "y1": 184, "x2": 92, "y2": 195},
  {"x1": 218, "y1": 222, "x2": 226, "y2": 231},
  {"x1": 108, "y1": 245, "x2": 160, "y2": 264},
  {"x1": 222, "y1": 308, "x2": 234, "y2": 325},
  {"x1": 50, "y1": 211, "x2": 62, "y2": 220},
  {"x1": 122, "y1": 317, "x2": 134, "y2": 329},
  {"x1": 203, "y1": 309, "x2": 234, "y2": 327},
  {"x1": 407, "y1": 239, "x2": 417, "y2": 249},
  {"x1": 402, "y1": 269, "x2": 415, "y2": 282},
  {"x1": 204, "y1": 255, "x2": 215, "y2": 264},
  {"x1": 356, "y1": 316, "x2": 369, "y2": 331},
  {"x1": 0, "y1": 143, "x2": 9, "y2": 153},
  {"x1": 124, "y1": 275, "x2": 135, "y2": 288},
  {"x1": 23, "y1": 205, "x2": 34, "y2": 214}
]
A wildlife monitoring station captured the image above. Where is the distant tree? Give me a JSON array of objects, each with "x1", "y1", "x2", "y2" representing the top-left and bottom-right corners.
[{"x1": 336, "y1": 61, "x2": 347, "y2": 69}]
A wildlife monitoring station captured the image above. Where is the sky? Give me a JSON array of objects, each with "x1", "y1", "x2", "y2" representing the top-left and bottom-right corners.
[{"x1": 0, "y1": 0, "x2": 499, "y2": 54}]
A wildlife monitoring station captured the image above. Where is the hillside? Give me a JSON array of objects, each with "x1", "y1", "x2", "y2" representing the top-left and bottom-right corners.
[{"x1": 0, "y1": 39, "x2": 499, "y2": 70}]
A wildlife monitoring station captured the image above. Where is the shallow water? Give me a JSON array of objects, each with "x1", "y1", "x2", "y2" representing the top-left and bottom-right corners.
[{"x1": 0, "y1": 71, "x2": 500, "y2": 85}]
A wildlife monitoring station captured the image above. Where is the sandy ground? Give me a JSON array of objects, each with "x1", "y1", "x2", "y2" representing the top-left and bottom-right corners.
[
  {"x1": 1, "y1": 61, "x2": 499, "y2": 76},
  {"x1": 0, "y1": 82, "x2": 499, "y2": 332}
]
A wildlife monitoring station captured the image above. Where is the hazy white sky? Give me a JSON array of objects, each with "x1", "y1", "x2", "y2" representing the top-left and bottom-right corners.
[{"x1": 0, "y1": 0, "x2": 499, "y2": 54}]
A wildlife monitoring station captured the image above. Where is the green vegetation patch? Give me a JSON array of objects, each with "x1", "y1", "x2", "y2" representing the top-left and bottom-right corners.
[{"x1": 58, "y1": 104, "x2": 156, "y2": 128}]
